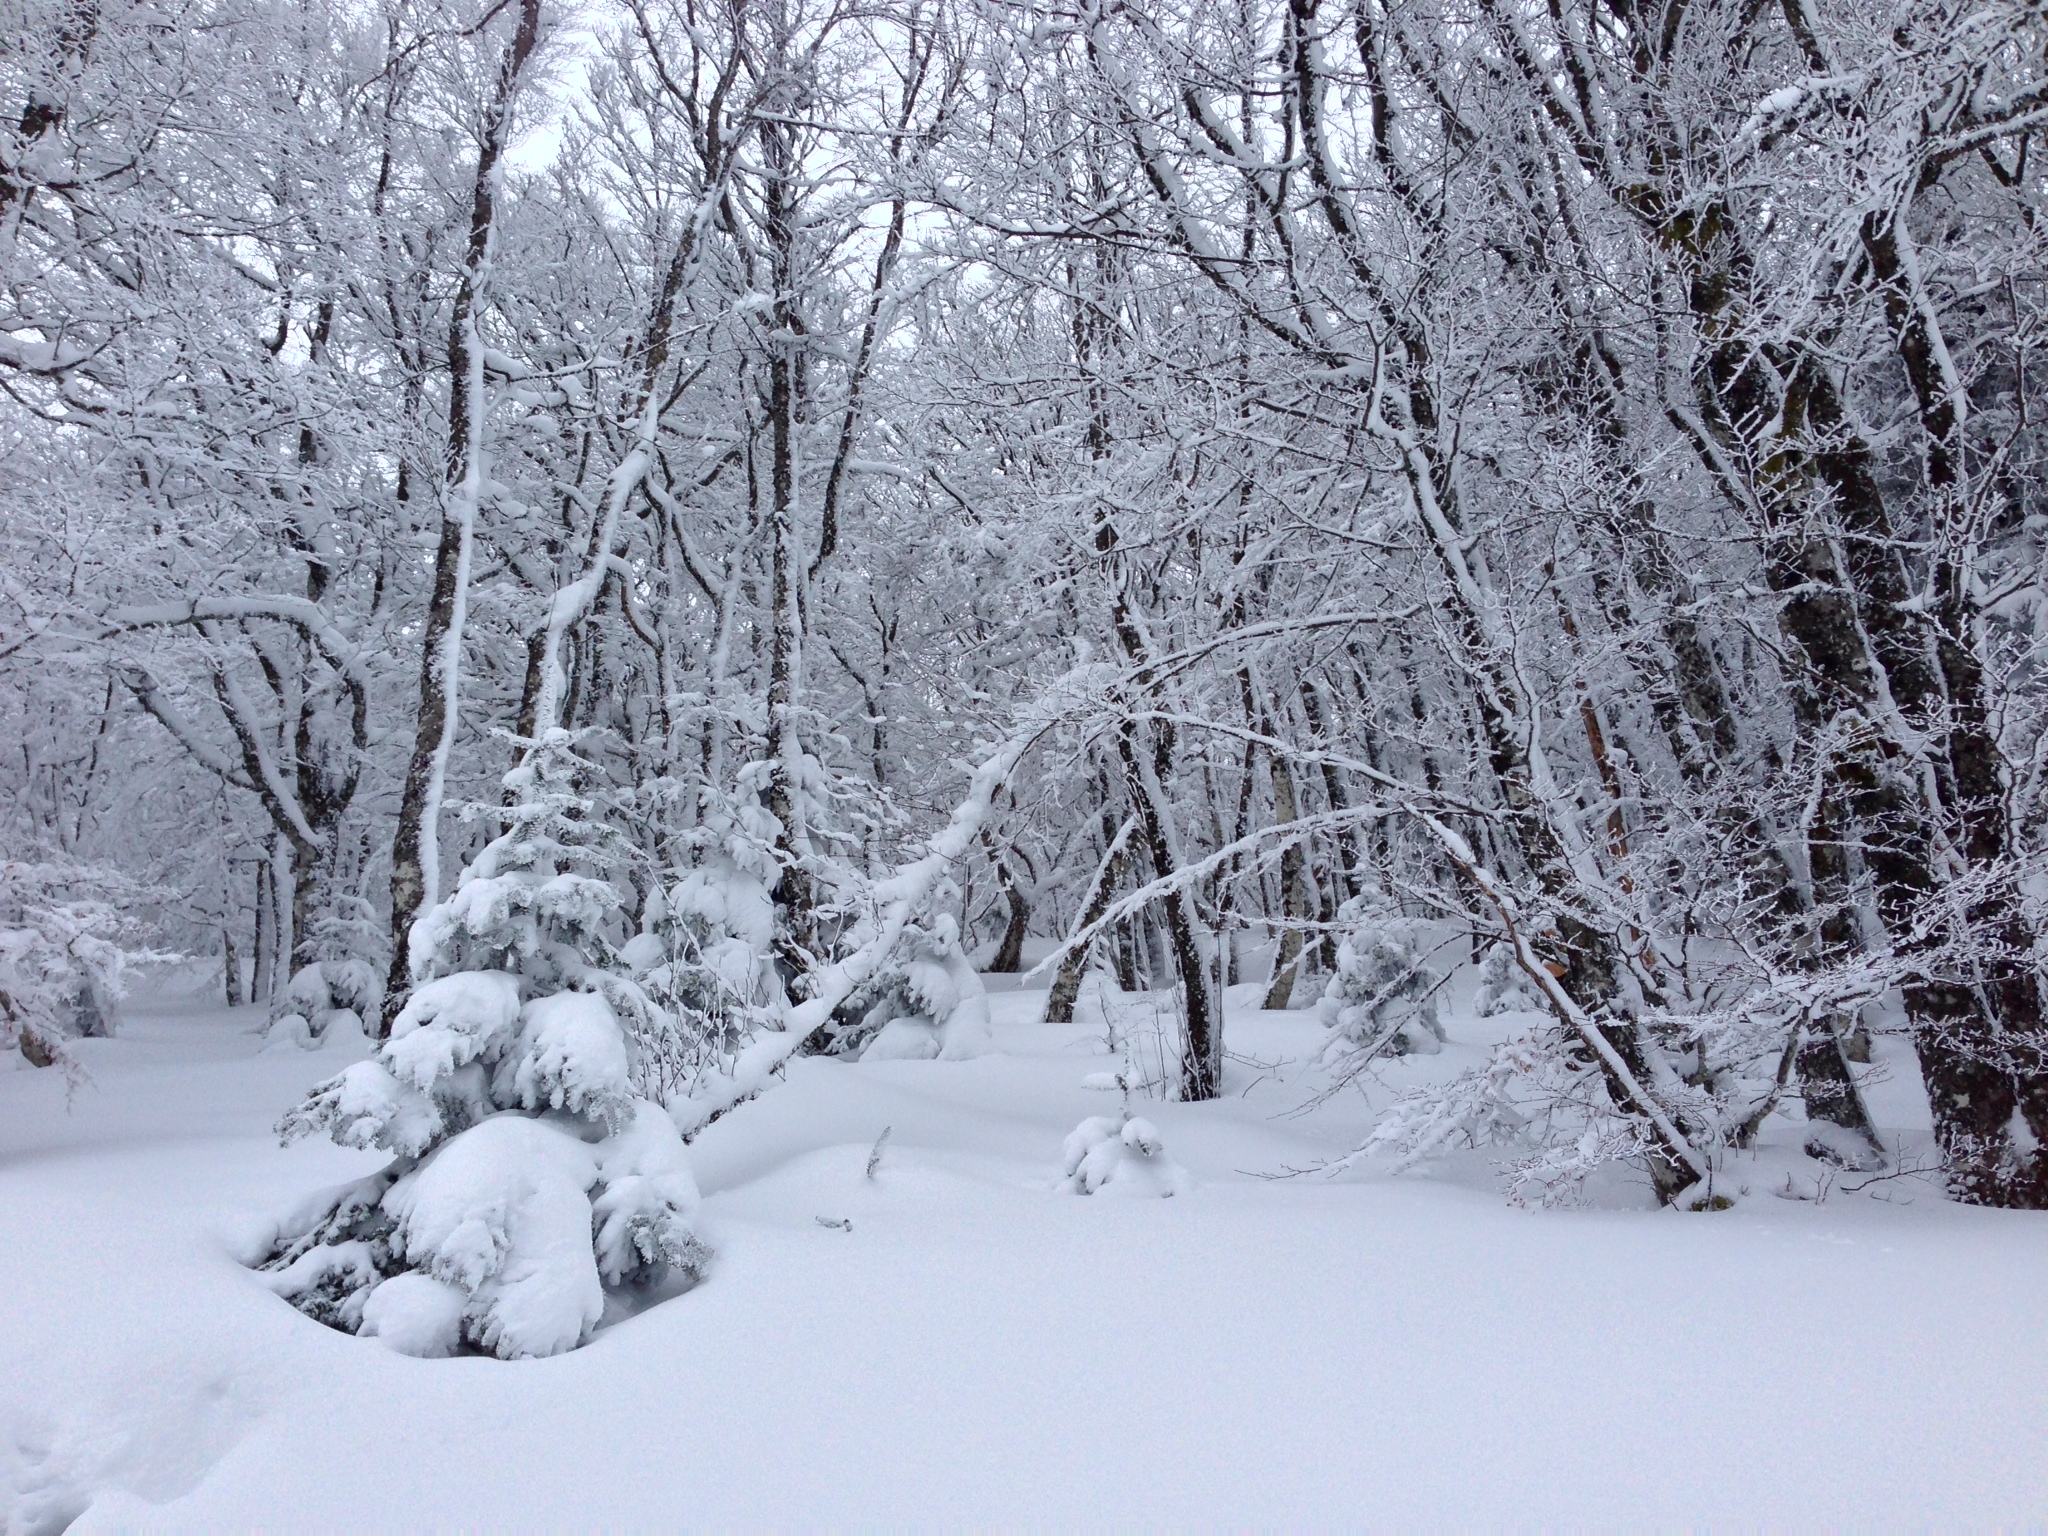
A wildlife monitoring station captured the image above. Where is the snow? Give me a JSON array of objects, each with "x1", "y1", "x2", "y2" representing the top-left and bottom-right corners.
[
  {"x1": 385, "y1": 1115, "x2": 607, "y2": 1359},
  {"x1": 5, "y1": 988, "x2": 2048, "y2": 1527},
  {"x1": 588, "y1": 1099, "x2": 702, "y2": 1289},
  {"x1": 617, "y1": 932, "x2": 665, "y2": 975},
  {"x1": 510, "y1": 990, "x2": 632, "y2": 1122},
  {"x1": 358, "y1": 1272, "x2": 466, "y2": 1359},
  {"x1": 259, "y1": 1013, "x2": 312, "y2": 1052},
  {"x1": 384, "y1": 970, "x2": 522, "y2": 1089},
  {"x1": 861, "y1": 1017, "x2": 941, "y2": 1060},
  {"x1": 670, "y1": 855, "x2": 776, "y2": 957},
  {"x1": 280, "y1": 963, "x2": 383, "y2": 1045},
  {"x1": 1060, "y1": 1112, "x2": 1190, "y2": 1196}
]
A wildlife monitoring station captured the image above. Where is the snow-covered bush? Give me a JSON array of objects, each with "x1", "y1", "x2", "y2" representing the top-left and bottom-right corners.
[
  {"x1": 271, "y1": 958, "x2": 383, "y2": 1046},
  {"x1": 1473, "y1": 941, "x2": 1545, "y2": 1017},
  {"x1": 0, "y1": 860, "x2": 154, "y2": 1068},
  {"x1": 298, "y1": 892, "x2": 388, "y2": 989},
  {"x1": 1073, "y1": 967, "x2": 1182, "y2": 1099},
  {"x1": 1060, "y1": 1113, "x2": 1188, "y2": 1197},
  {"x1": 261, "y1": 1011, "x2": 316, "y2": 1052},
  {"x1": 259, "y1": 732, "x2": 707, "y2": 1358},
  {"x1": 633, "y1": 783, "x2": 783, "y2": 1099},
  {"x1": 1316, "y1": 897, "x2": 1446, "y2": 1062},
  {"x1": 817, "y1": 896, "x2": 992, "y2": 1062},
  {"x1": 1358, "y1": 1020, "x2": 1691, "y2": 1206}
]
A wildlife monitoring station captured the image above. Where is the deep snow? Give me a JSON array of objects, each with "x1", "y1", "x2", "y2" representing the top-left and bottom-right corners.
[{"x1": 4, "y1": 982, "x2": 2047, "y2": 1528}]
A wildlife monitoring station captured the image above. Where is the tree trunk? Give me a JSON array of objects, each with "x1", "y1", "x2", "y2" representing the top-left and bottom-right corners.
[
  {"x1": 1796, "y1": 1018, "x2": 1885, "y2": 1167},
  {"x1": 1117, "y1": 728, "x2": 1220, "y2": 1100},
  {"x1": 252, "y1": 858, "x2": 275, "y2": 1007},
  {"x1": 381, "y1": 0, "x2": 543, "y2": 1032},
  {"x1": 1648, "y1": 173, "x2": 2048, "y2": 1204},
  {"x1": 1046, "y1": 813, "x2": 1129, "y2": 1024},
  {"x1": 988, "y1": 860, "x2": 1030, "y2": 974},
  {"x1": 288, "y1": 835, "x2": 317, "y2": 974},
  {"x1": 1263, "y1": 753, "x2": 1308, "y2": 1011},
  {"x1": 760, "y1": 118, "x2": 816, "y2": 987},
  {"x1": 271, "y1": 837, "x2": 296, "y2": 994},
  {"x1": 222, "y1": 923, "x2": 242, "y2": 1007}
]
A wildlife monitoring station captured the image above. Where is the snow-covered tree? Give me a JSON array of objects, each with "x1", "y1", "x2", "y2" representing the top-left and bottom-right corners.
[
  {"x1": 817, "y1": 897, "x2": 993, "y2": 1063},
  {"x1": 1473, "y1": 944, "x2": 1545, "y2": 1020},
  {"x1": 258, "y1": 731, "x2": 705, "y2": 1358},
  {"x1": 1316, "y1": 898, "x2": 1448, "y2": 1062},
  {"x1": 632, "y1": 778, "x2": 784, "y2": 1100},
  {"x1": 4, "y1": 0, "x2": 2045, "y2": 1213},
  {"x1": 0, "y1": 860, "x2": 152, "y2": 1068}
]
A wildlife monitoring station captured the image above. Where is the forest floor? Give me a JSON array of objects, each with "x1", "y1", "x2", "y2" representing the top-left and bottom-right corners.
[{"x1": 4, "y1": 976, "x2": 2047, "y2": 1528}]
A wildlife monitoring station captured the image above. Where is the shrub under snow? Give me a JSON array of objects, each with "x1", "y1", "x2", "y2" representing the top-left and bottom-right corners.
[
  {"x1": 267, "y1": 959, "x2": 383, "y2": 1050},
  {"x1": 823, "y1": 908, "x2": 993, "y2": 1062},
  {"x1": 1317, "y1": 898, "x2": 1447, "y2": 1062},
  {"x1": 263, "y1": 975, "x2": 705, "y2": 1358},
  {"x1": 1061, "y1": 1113, "x2": 1189, "y2": 1197},
  {"x1": 1472, "y1": 941, "x2": 1546, "y2": 1017},
  {"x1": 631, "y1": 786, "x2": 783, "y2": 1099},
  {"x1": 0, "y1": 859, "x2": 150, "y2": 1068}
]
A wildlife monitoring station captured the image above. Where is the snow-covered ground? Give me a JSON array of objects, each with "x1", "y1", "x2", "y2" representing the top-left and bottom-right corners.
[{"x1": 5, "y1": 984, "x2": 2046, "y2": 1529}]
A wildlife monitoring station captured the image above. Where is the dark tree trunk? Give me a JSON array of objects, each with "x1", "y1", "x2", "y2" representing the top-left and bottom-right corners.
[
  {"x1": 1673, "y1": 201, "x2": 2048, "y2": 1202},
  {"x1": 1263, "y1": 753, "x2": 1308, "y2": 1011},
  {"x1": 1046, "y1": 809, "x2": 1128, "y2": 1024},
  {"x1": 760, "y1": 116, "x2": 816, "y2": 987},
  {"x1": 990, "y1": 879, "x2": 1029, "y2": 974},
  {"x1": 252, "y1": 858, "x2": 275, "y2": 1006},
  {"x1": 1116, "y1": 729, "x2": 1220, "y2": 1100},
  {"x1": 382, "y1": 0, "x2": 543, "y2": 1032},
  {"x1": 1796, "y1": 1018, "x2": 1885, "y2": 1167},
  {"x1": 1113, "y1": 923, "x2": 1139, "y2": 994},
  {"x1": 223, "y1": 924, "x2": 242, "y2": 1007}
]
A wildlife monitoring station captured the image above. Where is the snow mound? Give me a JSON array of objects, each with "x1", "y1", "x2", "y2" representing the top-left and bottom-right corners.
[
  {"x1": 360, "y1": 1272, "x2": 466, "y2": 1359},
  {"x1": 319, "y1": 1008, "x2": 367, "y2": 1050},
  {"x1": 862, "y1": 1018, "x2": 941, "y2": 1061},
  {"x1": 1061, "y1": 1114, "x2": 1189, "y2": 1197},
  {"x1": 669, "y1": 854, "x2": 775, "y2": 957},
  {"x1": 261, "y1": 1013, "x2": 313, "y2": 1052},
  {"x1": 279, "y1": 961, "x2": 386, "y2": 1040},
  {"x1": 385, "y1": 1115, "x2": 606, "y2": 1359}
]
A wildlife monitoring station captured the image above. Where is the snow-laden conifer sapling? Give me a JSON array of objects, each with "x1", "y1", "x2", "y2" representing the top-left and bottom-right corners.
[{"x1": 256, "y1": 730, "x2": 707, "y2": 1359}]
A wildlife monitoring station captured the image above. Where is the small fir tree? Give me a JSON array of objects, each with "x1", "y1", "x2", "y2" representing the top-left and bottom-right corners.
[
  {"x1": 1473, "y1": 940, "x2": 1546, "y2": 1017},
  {"x1": 1317, "y1": 894, "x2": 1447, "y2": 1062},
  {"x1": 258, "y1": 730, "x2": 707, "y2": 1359}
]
